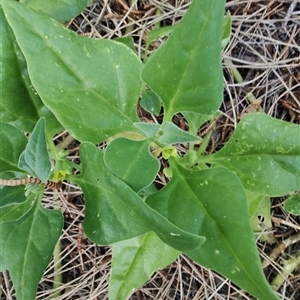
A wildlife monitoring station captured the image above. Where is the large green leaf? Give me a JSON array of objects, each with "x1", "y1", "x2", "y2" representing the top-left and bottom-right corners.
[
  {"x1": 0, "y1": 123, "x2": 27, "y2": 173},
  {"x1": 104, "y1": 138, "x2": 160, "y2": 192},
  {"x1": 0, "y1": 7, "x2": 62, "y2": 135},
  {"x1": 0, "y1": 198, "x2": 63, "y2": 300},
  {"x1": 204, "y1": 113, "x2": 300, "y2": 196},
  {"x1": 3, "y1": 1, "x2": 143, "y2": 143},
  {"x1": 142, "y1": 0, "x2": 224, "y2": 120},
  {"x1": 18, "y1": 118, "x2": 51, "y2": 182},
  {"x1": 23, "y1": 0, "x2": 92, "y2": 22},
  {"x1": 109, "y1": 232, "x2": 180, "y2": 300},
  {"x1": 146, "y1": 160, "x2": 280, "y2": 300},
  {"x1": 71, "y1": 142, "x2": 205, "y2": 252}
]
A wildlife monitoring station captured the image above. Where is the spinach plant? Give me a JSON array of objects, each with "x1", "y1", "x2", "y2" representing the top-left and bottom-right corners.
[{"x1": 1, "y1": 0, "x2": 299, "y2": 299}]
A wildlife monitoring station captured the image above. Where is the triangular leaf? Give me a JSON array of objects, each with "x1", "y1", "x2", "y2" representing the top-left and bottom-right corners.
[
  {"x1": 142, "y1": 0, "x2": 224, "y2": 120},
  {"x1": 146, "y1": 160, "x2": 280, "y2": 300},
  {"x1": 3, "y1": 1, "x2": 143, "y2": 143},
  {"x1": 18, "y1": 118, "x2": 51, "y2": 182},
  {"x1": 0, "y1": 199, "x2": 63, "y2": 300}
]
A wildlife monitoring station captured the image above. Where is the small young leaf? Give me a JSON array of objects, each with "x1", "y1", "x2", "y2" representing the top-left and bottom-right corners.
[
  {"x1": 182, "y1": 111, "x2": 221, "y2": 136},
  {"x1": 0, "y1": 199, "x2": 63, "y2": 300},
  {"x1": 140, "y1": 89, "x2": 161, "y2": 115},
  {"x1": 71, "y1": 142, "x2": 205, "y2": 252},
  {"x1": 144, "y1": 25, "x2": 174, "y2": 55},
  {"x1": 146, "y1": 161, "x2": 281, "y2": 300},
  {"x1": 283, "y1": 194, "x2": 300, "y2": 216},
  {"x1": 18, "y1": 118, "x2": 51, "y2": 182},
  {"x1": 115, "y1": 36, "x2": 135, "y2": 51},
  {"x1": 134, "y1": 121, "x2": 200, "y2": 145},
  {"x1": 221, "y1": 12, "x2": 232, "y2": 49},
  {"x1": 0, "y1": 123, "x2": 27, "y2": 173},
  {"x1": 3, "y1": 1, "x2": 143, "y2": 143},
  {"x1": 104, "y1": 138, "x2": 160, "y2": 192},
  {"x1": 142, "y1": 0, "x2": 225, "y2": 120},
  {"x1": 206, "y1": 113, "x2": 300, "y2": 196},
  {"x1": 247, "y1": 191, "x2": 275, "y2": 244},
  {"x1": 109, "y1": 232, "x2": 180, "y2": 300}
]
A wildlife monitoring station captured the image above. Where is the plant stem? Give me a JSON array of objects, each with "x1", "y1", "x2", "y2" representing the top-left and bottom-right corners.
[
  {"x1": 51, "y1": 238, "x2": 63, "y2": 298},
  {"x1": 225, "y1": 58, "x2": 263, "y2": 111},
  {"x1": 153, "y1": 7, "x2": 162, "y2": 29},
  {"x1": 56, "y1": 134, "x2": 75, "y2": 151},
  {"x1": 197, "y1": 126, "x2": 214, "y2": 156},
  {"x1": 125, "y1": 0, "x2": 136, "y2": 36},
  {"x1": 270, "y1": 250, "x2": 300, "y2": 291},
  {"x1": 51, "y1": 192, "x2": 63, "y2": 298}
]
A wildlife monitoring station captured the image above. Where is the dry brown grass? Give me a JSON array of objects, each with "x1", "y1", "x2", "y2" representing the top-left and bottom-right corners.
[{"x1": 2, "y1": 0, "x2": 300, "y2": 299}]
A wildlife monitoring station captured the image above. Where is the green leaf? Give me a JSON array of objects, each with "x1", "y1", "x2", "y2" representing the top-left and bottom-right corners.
[
  {"x1": 0, "y1": 199, "x2": 63, "y2": 300},
  {"x1": 134, "y1": 121, "x2": 200, "y2": 145},
  {"x1": 142, "y1": 0, "x2": 225, "y2": 120},
  {"x1": 3, "y1": 1, "x2": 143, "y2": 143},
  {"x1": 146, "y1": 161, "x2": 280, "y2": 300},
  {"x1": 0, "y1": 193, "x2": 33, "y2": 223},
  {"x1": 221, "y1": 12, "x2": 232, "y2": 49},
  {"x1": 115, "y1": 36, "x2": 135, "y2": 52},
  {"x1": 0, "y1": 123, "x2": 27, "y2": 173},
  {"x1": 109, "y1": 232, "x2": 180, "y2": 300},
  {"x1": 284, "y1": 194, "x2": 300, "y2": 216},
  {"x1": 206, "y1": 113, "x2": 300, "y2": 196},
  {"x1": 0, "y1": 185, "x2": 26, "y2": 207},
  {"x1": 182, "y1": 111, "x2": 221, "y2": 135},
  {"x1": 247, "y1": 191, "x2": 275, "y2": 244},
  {"x1": 18, "y1": 118, "x2": 51, "y2": 182},
  {"x1": 0, "y1": 172, "x2": 27, "y2": 204},
  {"x1": 71, "y1": 142, "x2": 205, "y2": 251},
  {"x1": 144, "y1": 25, "x2": 174, "y2": 56},
  {"x1": 140, "y1": 89, "x2": 161, "y2": 115},
  {"x1": 22, "y1": 0, "x2": 92, "y2": 22},
  {"x1": 0, "y1": 8, "x2": 62, "y2": 135},
  {"x1": 0, "y1": 172, "x2": 30, "y2": 223},
  {"x1": 0, "y1": 9, "x2": 38, "y2": 132},
  {"x1": 104, "y1": 138, "x2": 160, "y2": 192}
]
